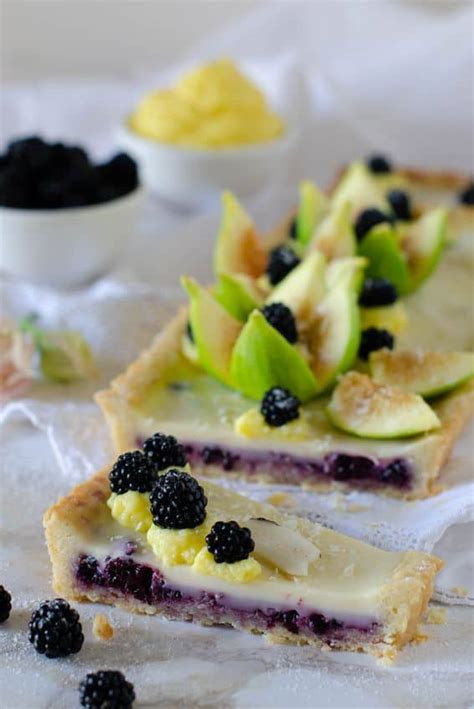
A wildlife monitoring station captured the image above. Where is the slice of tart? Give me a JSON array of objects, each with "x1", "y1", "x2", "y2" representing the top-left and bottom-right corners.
[
  {"x1": 96, "y1": 165, "x2": 473, "y2": 499},
  {"x1": 44, "y1": 441, "x2": 442, "y2": 658}
]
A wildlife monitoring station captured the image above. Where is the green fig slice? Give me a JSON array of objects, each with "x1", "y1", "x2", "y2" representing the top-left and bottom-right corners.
[
  {"x1": 182, "y1": 276, "x2": 242, "y2": 387},
  {"x1": 400, "y1": 207, "x2": 447, "y2": 293},
  {"x1": 265, "y1": 251, "x2": 326, "y2": 321},
  {"x1": 309, "y1": 201, "x2": 356, "y2": 260},
  {"x1": 230, "y1": 310, "x2": 319, "y2": 402},
  {"x1": 370, "y1": 349, "x2": 474, "y2": 398},
  {"x1": 295, "y1": 180, "x2": 328, "y2": 246},
  {"x1": 214, "y1": 192, "x2": 266, "y2": 278},
  {"x1": 326, "y1": 371, "x2": 441, "y2": 439},
  {"x1": 359, "y1": 223, "x2": 411, "y2": 294},
  {"x1": 214, "y1": 273, "x2": 263, "y2": 321},
  {"x1": 325, "y1": 256, "x2": 367, "y2": 292},
  {"x1": 331, "y1": 162, "x2": 387, "y2": 215},
  {"x1": 307, "y1": 282, "x2": 361, "y2": 390}
]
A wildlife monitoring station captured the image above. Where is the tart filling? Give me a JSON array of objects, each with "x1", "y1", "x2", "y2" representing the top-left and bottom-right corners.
[
  {"x1": 96, "y1": 159, "x2": 473, "y2": 498},
  {"x1": 44, "y1": 447, "x2": 442, "y2": 657}
]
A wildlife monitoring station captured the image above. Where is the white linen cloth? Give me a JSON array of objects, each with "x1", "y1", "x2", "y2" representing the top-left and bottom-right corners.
[{"x1": 1, "y1": 2, "x2": 473, "y2": 706}]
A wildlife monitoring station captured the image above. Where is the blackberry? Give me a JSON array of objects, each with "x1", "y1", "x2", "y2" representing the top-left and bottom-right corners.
[
  {"x1": 266, "y1": 245, "x2": 300, "y2": 285},
  {"x1": 0, "y1": 585, "x2": 12, "y2": 623},
  {"x1": 359, "y1": 277, "x2": 398, "y2": 307},
  {"x1": 366, "y1": 154, "x2": 393, "y2": 174},
  {"x1": 358, "y1": 327, "x2": 395, "y2": 361},
  {"x1": 109, "y1": 451, "x2": 154, "y2": 494},
  {"x1": 79, "y1": 670, "x2": 135, "y2": 708},
  {"x1": 261, "y1": 386, "x2": 300, "y2": 427},
  {"x1": 206, "y1": 521, "x2": 254, "y2": 564},
  {"x1": 379, "y1": 459, "x2": 410, "y2": 487},
  {"x1": 150, "y1": 469, "x2": 207, "y2": 529},
  {"x1": 28, "y1": 599, "x2": 84, "y2": 658},
  {"x1": 332, "y1": 454, "x2": 375, "y2": 481},
  {"x1": 354, "y1": 208, "x2": 393, "y2": 241},
  {"x1": 273, "y1": 609, "x2": 299, "y2": 634},
  {"x1": 143, "y1": 432, "x2": 187, "y2": 470},
  {"x1": 387, "y1": 189, "x2": 412, "y2": 221},
  {"x1": 459, "y1": 182, "x2": 474, "y2": 206},
  {"x1": 261, "y1": 302, "x2": 298, "y2": 343}
]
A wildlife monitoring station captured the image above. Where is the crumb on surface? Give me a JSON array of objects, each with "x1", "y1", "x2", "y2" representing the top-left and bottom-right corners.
[
  {"x1": 266, "y1": 491, "x2": 295, "y2": 507},
  {"x1": 412, "y1": 628, "x2": 428, "y2": 645},
  {"x1": 93, "y1": 613, "x2": 114, "y2": 641},
  {"x1": 450, "y1": 585, "x2": 468, "y2": 596},
  {"x1": 424, "y1": 606, "x2": 447, "y2": 625}
]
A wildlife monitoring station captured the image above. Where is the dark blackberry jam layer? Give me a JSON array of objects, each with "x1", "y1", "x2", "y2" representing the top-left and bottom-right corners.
[
  {"x1": 179, "y1": 443, "x2": 413, "y2": 490},
  {"x1": 75, "y1": 554, "x2": 380, "y2": 645}
]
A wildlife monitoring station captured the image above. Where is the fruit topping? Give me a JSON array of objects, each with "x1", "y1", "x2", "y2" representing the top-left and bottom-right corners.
[
  {"x1": 246, "y1": 518, "x2": 320, "y2": 576},
  {"x1": 265, "y1": 251, "x2": 326, "y2": 321},
  {"x1": 400, "y1": 207, "x2": 447, "y2": 293},
  {"x1": 29, "y1": 599, "x2": 84, "y2": 658},
  {"x1": 358, "y1": 327, "x2": 395, "y2": 361},
  {"x1": 231, "y1": 310, "x2": 318, "y2": 402},
  {"x1": 0, "y1": 585, "x2": 12, "y2": 623},
  {"x1": 358, "y1": 277, "x2": 398, "y2": 307},
  {"x1": 206, "y1": 521, "x2": 254, "y2": 564},
  {"x1": 331, "y1": 162, "x2": 387, "y2": 215},
  {"x1": 358, "y1": 223, "x2": 411, "y2": 293},
  {"x1": 459, "y1": 182, "x2": 474, "y2": 205},
  {"x1": 308, "y1": 279, "x2": 361, "y2": 390},
  {"x1": 370, "y1": 349, "x2": 474, "y2": 398},
  {"x1": 214, "y1": 273, "x2": 262, "y2": 321},
  {"x1": 260, "y1": 302, "x2": 298, "y2": 344},
  {"x1": 150, "y1": 470, "x2": 207, "y2": 529},
  {"x1": 214, "y1": 192, "x2": 265, "y2": 277},
  {"x1": 79, "y1": 670, "x2": 135, "y2": 708},
  {"x1": 182, "y1": 276, "x2": 242, "y2": 386},
  {"x1": 387, "y1": 189, "x2": 412, "y2": 221},
  {"x1": 143, "y1": 432, "x2": 187, "y2": 470},
  {"x1": 326, "y1": 371, "x2": 440, "y2": 439},
  {"x1": 354, "y1": 208, "x2": 393, "y2": 241},
  {"x1": 310, "y1": 201, "x2": 356, "y2": 260},
  {"x1": 260, "y1": 386, "x2": 300, "y2": 427},
  {"x1": 109, "y1": 451, "x2": 154, "y2": 494},
  {"x1": 293, "y1": 180, "x2": 329, "y2": 246},
  {"x1": 0, "y1": 136, "x2": 138, "y2": 209},
  {"x1": 266, "y1": 245, "x2": 301, "y2": 286},
  {"x1": 366, "y1": 154, "x2": 393, "y2": 174}
]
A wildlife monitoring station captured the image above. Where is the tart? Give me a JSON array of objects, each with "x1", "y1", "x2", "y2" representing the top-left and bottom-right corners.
[
  {"x1": 44, "y1": 444, "x2": 442, "y2": 658},
  {"x1": 96, "y1": 160, "x2": 474, "y2": 499}
]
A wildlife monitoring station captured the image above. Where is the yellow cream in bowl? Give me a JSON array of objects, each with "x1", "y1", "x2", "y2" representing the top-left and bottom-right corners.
[{"x1": 129, "y1": 59, "x2": 284, "y2": 149}]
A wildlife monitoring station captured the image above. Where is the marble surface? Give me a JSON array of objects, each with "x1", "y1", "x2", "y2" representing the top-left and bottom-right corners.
[{"x1": 1, "y1": 421, "x2": 474, "y2": 709}]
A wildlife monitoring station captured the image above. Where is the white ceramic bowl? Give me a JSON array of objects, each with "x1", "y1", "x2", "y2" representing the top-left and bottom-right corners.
[
  {"x1": 0, "y1": 188, "x2": 144, "y2": 288},
  {"x1": 118, "y1": 121, "x2": 299, "y2": 208}
]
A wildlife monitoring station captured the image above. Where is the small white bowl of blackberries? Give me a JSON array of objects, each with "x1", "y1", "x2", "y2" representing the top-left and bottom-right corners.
[{"x1": 0, "y1": 136, "x2": 144, "y2": 288}]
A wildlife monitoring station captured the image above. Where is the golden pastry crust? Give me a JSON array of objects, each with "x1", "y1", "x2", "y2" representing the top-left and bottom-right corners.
[{"x1": 44, "y1": 467, "x2": 441, "y2": 658}]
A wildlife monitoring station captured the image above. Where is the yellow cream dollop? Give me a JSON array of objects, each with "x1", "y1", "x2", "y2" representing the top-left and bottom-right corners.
[
  {"x1": 147, "y1": 524, "x2": 205, "y2": 566},
  {"x1": 234, "y1": 408, "x2": 314, "y2": 442},
  {"x1": 192, "y1": 548, "x2": 261, "y2": 583},
  {"x1": 107, "y1": 492, "x2": 152, "y2": 533},
  {"x1": 129, "y1": 59, "x2": 284, "y2": 149}
]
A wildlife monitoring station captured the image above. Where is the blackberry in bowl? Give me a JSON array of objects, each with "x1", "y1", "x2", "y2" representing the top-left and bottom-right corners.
[{"x1": 0, "y1": 136, "x2": 143, "y2": 287}]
